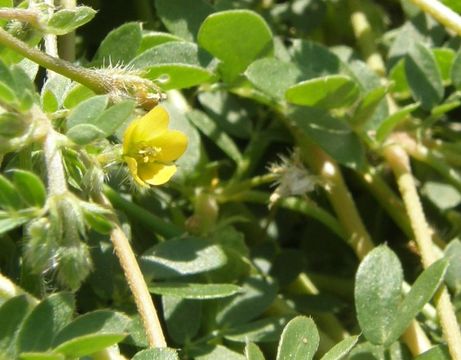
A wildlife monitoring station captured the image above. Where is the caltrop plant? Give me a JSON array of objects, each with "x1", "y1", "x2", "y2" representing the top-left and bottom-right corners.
[{"x1": 1, "y1": 0, "x2": 461, "y2": 359}]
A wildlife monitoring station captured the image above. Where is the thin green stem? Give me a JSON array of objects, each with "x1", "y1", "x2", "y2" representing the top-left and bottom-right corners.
[
  {"x1": 384, "y1": 144, "x2": 461, "y2": 360},
  {"x1": 291, "y1": 273, "x2": 350, "y2": 342},
  {"x1": 58, "y1": 0, "x2": 76, "y2": 61},
  {"x1": 348, "y1": 0, "x2": 386, "y2": 76},
  {"x1": 357, "y1": 166, "x2": 413, "y2": 238},
  {"x1": 33, "y1": 106, "x2": 67, "y2": 196},
  {"x1": 409, "y1": 0, "x2": 461, "y2": 36},
  {"x1": 103, "y1": 185, "x2": 183, "y2": 239},
  {"x1": 0, "y1": 8, "x2": 41, "y2": 27},
  {"x1": 224, "y1": 189, "x2": 347, "y2": 240},
  {"x1": 402, "y1": 135, "x2": 461, "y2": 194},
  {"x1": 348, "y1": 4, "x2": 436, "y2": 354},
  {"x1": 299, "y1": 140, "x2": 374, "y2": 259},
  {"x1": 0, "y1": 27, "x2": 107, "y2": 93}
]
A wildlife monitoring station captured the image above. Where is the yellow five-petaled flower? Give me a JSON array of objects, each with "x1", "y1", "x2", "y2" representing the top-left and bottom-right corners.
[{"x1": 123, "y1": 106, "x2": 188, "y2": 186}]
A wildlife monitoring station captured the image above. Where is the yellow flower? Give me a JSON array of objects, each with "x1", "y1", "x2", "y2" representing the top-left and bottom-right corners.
[{"x1": 123, "y1": 106, "x2": 188, "y2": 186}]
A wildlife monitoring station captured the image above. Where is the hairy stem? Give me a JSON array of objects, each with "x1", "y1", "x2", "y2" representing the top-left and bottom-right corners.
[
  {"x1": 103, "y1": 185, "x2": 182, "y2": 239},
  {"x1": 384, "y1": 144, "x2": 461, "y2": 360},
  {"x1": 348, "y1": 0, "x2": 386, "y2": 75},
  {"x1": 58, "y1": 0, "x2": 76, "y2": 61},
  {"x1": 409, "y1": 0, "x2": 461, "y2": 36},
  {"x1": 0, "y1": 8, "x2": 41, "y2": 27},
  {"x1": 110, "y1": 225, "x2": 167, "y2": 348},
  {"x1": 97, "y1": 192, "x2": 167, "y2": 348},
  {"x1": 0, "y1": 27, "x2": 107, "y2": 93},
  {"x1": 300, "y1": 141, "x2": 374, "y2": 259}
]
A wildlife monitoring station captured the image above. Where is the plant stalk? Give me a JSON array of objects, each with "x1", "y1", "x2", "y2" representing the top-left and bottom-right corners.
[
  {"x1": 409, "y1": 0, "x2": 461, "y2": 36},
  {"x1": 109, "y1": 225, "x2": 167, "y2": 348},
  {"x1": 0, "y1": 27, "x2": 107, "y2": 93},
  {"x1": 383, "y1": 144, "x2": 461, "y2": 360}
]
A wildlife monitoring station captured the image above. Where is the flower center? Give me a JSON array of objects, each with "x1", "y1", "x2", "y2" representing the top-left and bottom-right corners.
[{"x1": 136, "y1": 145, "x2": 162, "y2": 163}]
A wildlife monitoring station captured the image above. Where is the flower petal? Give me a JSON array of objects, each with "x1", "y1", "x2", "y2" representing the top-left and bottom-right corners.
[
  {"x1": 124, "y1": 156, "x2": 148, "y2": 187},
  {"x1": 138, "y1": 163, "x2": 177, "y2": 185},
  {"x1": 146, "y1": 130, "x2": 188, "y2": 163},
  {"x1": 123, "y1": 106, "x2": 170, "y2": 153}
]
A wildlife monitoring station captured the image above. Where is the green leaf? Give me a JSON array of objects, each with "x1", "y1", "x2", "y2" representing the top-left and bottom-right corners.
[
  {"x1": 198, "y1": 10, "x2": 273, "y2": 82},
  {"x1": 224, "y1": 316, "x2": 289, "y2": 343},
  {"x1": 19, "y1": 353, "x2": 65, "y2": 360},
  {"x1": 0, "y1": 216, "x2": 30, "y2": 235},
  {"x1": 162, "y1": 296, "x2": 201, "y2": 345},
  {"x1": 245, "y1": 343, "x2": 266, "y2": 360},
  {"x1": 375, "y1": 103, "x2": 419, "y2": 142},
  {"x1": 129, "y1": 42, "x2": 214, "y2": 90},
  {"x1": 92, "y1": 22, "x2": 142, "y2": 66},
  {"x1": 91, "y1": 100, "x2": 135, "y2": 136},
  {"x1": 451, "y1": 49, "x2": 461, "y2": 90},
  {"x1": 46, "y1": 6, "x2": 97, "y2": 35},
  {"x1": 245, "y1": 58, "x2": 302, "y2": 100},
  {"x1": 40, "y1": 75, "x2": 71, "y2": 111},
  {"x1": 288, "y1": 39, "x2": 342, "y2": 78},
  {"x1": 0, "y1": 112, "x2": 27, "y2": 137},
  {"x1": 138, "y1": 31, "x2": 183, "y2": 54},
  {"x1": 276, "y1": 316, "x2": 319, "y2": 360},
  {"x1": 195, "y1": 345, "x2": 245, "y2": 360},
  {"x1": 17, "y1": 292, "x2": 75, "y2": 353},
  {"x1": 140, "y1": 236, "x2": 227, "y2": 279},
  {"x1": 390, "y1": 59, "x2": 411, "y2": 99},
  {"x1": 41, "y1": 90, "x2": 59, "y2": 113},
  {"x1": 130, "y1": 41, "x2": 209, "y2": 68},
  {"x1": 0, "y1": 81, "x2": 16, "y2": 103},
  {"x1": 66, "y1": 95, "x2": 108, "y2": 128},
  {"x1": 52, "y1": 333, "x2": 126, "y2": 357},
  {"x1": 53, "y1": 310, "x2": 129, "y2": 346},
  {"x1": 217, "y1": 276, "x2": 278, "y2": 327},
  {"x1": 62, "y1": 85, "x2": 95, "y2": 109},
  {"x1": 441, "y1": 0, "x2": 461, "y2": 13},
  {"x1": 355, "y1": 245, "x2": 402, "y2": 345},
  {"x1": 319, "y1": 335, "x2": 359, "y2": 360},
  {"x1": 150, "y1": 282, "x2": 241, "y2": 299},
  {"x1": 405, "y1": 42, "x2": 444, "y2": 110},
  {"x1": 0, "y1": 295, "x2": 34, "y2": 359},
  {"x1": 155, "y1": 0, "x2": 213, "y2": 42},
  {"x1": 197, "y1": 91, "x2": 253, "y2": 139},
  {"x1": 12, "y1": 170, "x2": 46, "y2": 208},
  {"x1": 142, "y1": 64, "x2": 214, "y2": 90},
  {"x1": 433, "y1": 48, "x2": 455, "y2": 85},
  {"x1": 387, "y1": 259, "x2": 448, "y2": 344},
  {"x1": 444, "y1": 239, "x2": 461, "y2": 292},
  {"x1": 66, "y1": 123, "x2": 107, "y2": 145},
  {"x1": 290, "y1": 107, "x2": 365, "y2": 169},
  {"x1": 422, "y1": 181, "x2": 461, "y2": 210},
  {"x1": 350, "y1": 86, "x2": 388, "y2": 128},
  {"x1": 132, "y1": 348, "x2": 180, "y2": 360},
  {"x1": 187, "y1": 109, "x2": 242, "y2": 163},
  {"x1": 0, "y1": 175, "x2": 23, "y2": 209},
  {"x1": 285, "y1": 75, "x2": 360, "y2": 109}
]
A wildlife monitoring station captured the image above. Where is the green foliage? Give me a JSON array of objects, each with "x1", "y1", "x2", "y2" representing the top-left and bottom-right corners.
[{"x1": 0, "y1": 0, "x2": 460, "y2": 359}]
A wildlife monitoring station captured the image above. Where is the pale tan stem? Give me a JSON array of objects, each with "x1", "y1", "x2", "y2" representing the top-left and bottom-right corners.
[
  {"x1": 348, "y1": 0, "x2": 386, "y2": 76},
  {"x1": 302, "y1": 142, "x2": 374, "y2": 259},
  {"x1": 110, "y1": 225, "x2": 166, "y2": 348},
  {"x1": 58, "y1": 0, "x2": 76, "y2": 61},
  {"x1": 409, "y1": 0, "x2": 461, "y2": 36},
  {"x1": 384, "y1": 144, "x2": 461, "y2": 360},
  {"x1": 347, "y1": 1, "x2": 435, "y2": 354}
]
